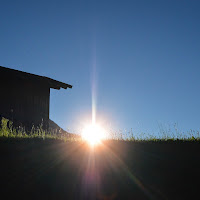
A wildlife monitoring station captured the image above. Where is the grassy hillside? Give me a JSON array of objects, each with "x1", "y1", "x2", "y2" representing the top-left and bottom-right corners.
[
  {"x1": 0, "y1": 117, "x2": 200, "y2": 199},
  {"x1": 0, "y1": 139, "x2": 200, "y2": 200},
  {"x1": 0, "y1": 117, "x2": 80, "y2": 141},
  {"x1": 1, "y1": 117, "x2": 200, "y2": 142}
]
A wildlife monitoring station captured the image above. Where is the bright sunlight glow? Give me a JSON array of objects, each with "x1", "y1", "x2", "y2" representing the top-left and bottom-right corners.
[{"x1": 81, "y1": 123, "x2": 106, "y2": 146}]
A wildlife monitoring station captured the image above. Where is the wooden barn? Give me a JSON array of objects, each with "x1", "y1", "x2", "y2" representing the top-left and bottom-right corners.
[{"x1": 0, "y1": 66, "x2": 72, "y2": 130}]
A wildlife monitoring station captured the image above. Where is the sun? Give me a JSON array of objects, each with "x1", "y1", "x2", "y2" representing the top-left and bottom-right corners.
[{"x1": 81, "y1": 123, "x2": 106, "y2": 146}]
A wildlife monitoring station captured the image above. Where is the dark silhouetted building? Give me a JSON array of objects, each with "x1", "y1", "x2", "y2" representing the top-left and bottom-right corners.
[{"x1": 0, "y1": 66, "x2": 72, "y2": 130}]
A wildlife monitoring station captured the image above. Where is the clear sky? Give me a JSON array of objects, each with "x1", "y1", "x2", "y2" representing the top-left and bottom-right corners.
[{"x1": 1, "y1": 0, "x2": 200, "y2": 137}]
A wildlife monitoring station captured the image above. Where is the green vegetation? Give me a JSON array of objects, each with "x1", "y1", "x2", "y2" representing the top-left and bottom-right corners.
[
  {"x1": 0, "y1": 117, "x2": 80, "y2": 142},
  {"x1": 0, "y1": 117, "x2": 200, "y2": 142},
  {"x1": 110, "y1": 125, "x2": 200, "y2": 142},
  {"x1": 100, "y1": 123, "x2": 200, "y2": 142}
]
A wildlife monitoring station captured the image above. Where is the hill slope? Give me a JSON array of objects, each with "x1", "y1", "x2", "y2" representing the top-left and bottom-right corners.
[{"x1": 49, "y1": 119, "x2": 79, "y2": 138}]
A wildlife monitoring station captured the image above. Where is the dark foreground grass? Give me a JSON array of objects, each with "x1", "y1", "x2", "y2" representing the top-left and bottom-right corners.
[
  {"x1": 0, "y1": 138, "x2": 200, "y2": 200},
  {"x1": 1, "y1": 118, "x2": 200, "y2": 199}
]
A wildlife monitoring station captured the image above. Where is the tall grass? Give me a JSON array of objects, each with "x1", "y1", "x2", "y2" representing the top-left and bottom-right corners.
[
  {"x1": 106, "y1": 123, "x2": 200, "y2": 142},
  {"x1": 0, "y1": 117, "x2": 200, "y2": 142},
  {"x1": 0, "y1": 117, "x2": 80, "y2": 141}
]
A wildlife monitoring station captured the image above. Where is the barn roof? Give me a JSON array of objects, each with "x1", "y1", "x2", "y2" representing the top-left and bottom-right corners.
[{"x1": 0, "y1": 66, "x2": 72, "y2": 90}]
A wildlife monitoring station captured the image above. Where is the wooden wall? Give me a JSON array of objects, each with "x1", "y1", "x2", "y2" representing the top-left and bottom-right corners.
[{"x1": 0, "y1": 77, "x2": 50, "y2": 131}]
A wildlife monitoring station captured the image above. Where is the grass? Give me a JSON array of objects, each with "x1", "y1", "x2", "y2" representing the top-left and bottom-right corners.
[
  {"x1": 0, "y1": 117, "x2": 80, "y2": 142},
  {"x1": 1, "y1": 118, "x2": 199, "y2": 200},
  {"x1": 0, "y1": 117, "x2": 200, "y2": 142},
  {"x1": 108, "y1": 122, "x2": 200, "y2": 142}
]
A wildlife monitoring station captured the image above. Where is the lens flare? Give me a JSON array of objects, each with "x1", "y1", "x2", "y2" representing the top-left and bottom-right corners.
[{"x1": 81, "y1": 123, "x2": 106, "y2": 146}]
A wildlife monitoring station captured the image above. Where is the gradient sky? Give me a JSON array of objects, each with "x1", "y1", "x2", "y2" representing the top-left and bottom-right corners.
[{"x1": 1, "y1": 0, "x2": 200, "y2": 137}]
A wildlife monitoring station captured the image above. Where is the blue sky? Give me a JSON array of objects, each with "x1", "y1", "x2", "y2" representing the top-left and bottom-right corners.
[{"x1": 1, "y1": 0, "x2": 200, "y2": 136}]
